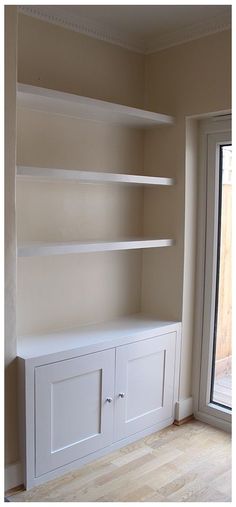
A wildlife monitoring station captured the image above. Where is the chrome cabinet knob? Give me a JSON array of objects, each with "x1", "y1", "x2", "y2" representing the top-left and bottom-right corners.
[
  {"x1": 106, "y1": 397, "x2": 113, "y2": 403},
  {"x1": 118, "y1": 392, "x2": 125, "y2": 398}
]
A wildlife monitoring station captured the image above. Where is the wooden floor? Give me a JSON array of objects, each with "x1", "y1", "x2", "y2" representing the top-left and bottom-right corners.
[{"x1": 8, "y1": 420, "x2": 231, "y2": 502}]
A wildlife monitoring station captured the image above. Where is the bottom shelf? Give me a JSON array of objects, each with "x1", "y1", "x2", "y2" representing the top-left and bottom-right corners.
[{"x1": 17, "y1": 313, "x2": 181, "y2": 361}]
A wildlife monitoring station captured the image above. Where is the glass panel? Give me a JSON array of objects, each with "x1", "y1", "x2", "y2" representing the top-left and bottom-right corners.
[{"x1": 211, "y1": 145, "x2": 232, "y2": 409}]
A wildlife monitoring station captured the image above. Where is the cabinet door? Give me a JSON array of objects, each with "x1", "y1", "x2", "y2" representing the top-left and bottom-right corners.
[
  {"x1": 35, "y1": 349, "x2": 115, "y2": 477},
  {"x1": 115, "y1": 333, "x2": 176, "y2": 440}
]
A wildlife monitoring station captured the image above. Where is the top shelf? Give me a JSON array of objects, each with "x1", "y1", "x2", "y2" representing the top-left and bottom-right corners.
[{"x1": 17, "y1": 84, "x2": 175, "y2": 129}]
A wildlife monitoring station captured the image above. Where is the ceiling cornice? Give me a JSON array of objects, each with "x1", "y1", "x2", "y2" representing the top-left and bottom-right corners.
[
  {"x1": 17, "y1": 5, "x2": 145, "y2": 54},
  {"x1": 17, "y1": 5, "x2": 231, "y2": 56}
]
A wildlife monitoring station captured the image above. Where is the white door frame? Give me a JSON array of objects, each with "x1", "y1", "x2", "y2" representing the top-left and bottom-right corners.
[{"x1": 193, "y1": 116, "x2": 231, "y2": 432}]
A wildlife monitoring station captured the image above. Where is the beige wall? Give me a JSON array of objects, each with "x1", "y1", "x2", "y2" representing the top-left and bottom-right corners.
[
  {"x1": 5, "y1": 10, "x2": 231, "y2": 475},
  {"x1": 16, "y1": 109, "x2": 144, "y2": 336},
  {"x1": 17, "y1": 13, "x2": 145, "y2": 108},
  {"x1": 145, "y1": 30, "x2": 231, "y2": 116},
  {"x1": 5, "y1": 6, "x2": 18, "y2": 468},
  {"x1": 142, "y1": 30, "x2": 231, "y2": 401}
]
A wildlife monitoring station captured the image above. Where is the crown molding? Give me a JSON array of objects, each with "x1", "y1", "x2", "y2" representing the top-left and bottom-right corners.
[
  {"x1": 17, "y1": 5, "x2": 144, "y2": 54},
  {"x1": 17, "y1": 6, "x2": 231, "y2": 56}
]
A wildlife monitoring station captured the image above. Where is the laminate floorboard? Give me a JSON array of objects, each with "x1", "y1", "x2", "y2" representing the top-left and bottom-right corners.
[{"x1": 7, "y1": 420, "x2": 231, "y2": 502}]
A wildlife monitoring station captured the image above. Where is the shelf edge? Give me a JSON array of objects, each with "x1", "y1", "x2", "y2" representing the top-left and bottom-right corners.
[
  {"x1": 18, "y1": 239, "x2": 175, "y2": 257},
  {"x1": 16, "y1": 166, "x2": 175, "y2": 186},
  {"x1": 17, "y1": 83, "x2": 175, "y2": 127}
]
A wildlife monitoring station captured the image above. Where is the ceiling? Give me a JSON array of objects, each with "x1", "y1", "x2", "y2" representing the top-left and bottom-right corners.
[{"x1": 18, "y1": 5, "x2": 231, "y2": 54}]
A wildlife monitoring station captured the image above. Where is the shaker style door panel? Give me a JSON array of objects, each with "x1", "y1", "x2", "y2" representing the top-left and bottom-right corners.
[
  {"x1": 115, "y1": 333, "x2": 176, "y2": 440},
  {"x1": 35, "y1": 348, "x2": 115, "y2": 477}
]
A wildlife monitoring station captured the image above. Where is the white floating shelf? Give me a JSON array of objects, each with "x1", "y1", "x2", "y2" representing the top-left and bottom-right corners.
[
  {"x1": 18, "y1": 238, "x2": 175, "y2": 257},
  {"x1": 17, "y1": 84, "x2": 175, "y2": 128},
  {"x1": 17, "y1": 313, "x2": 181, "y2": 361},
  {"x1": 17, "y1": 166, "x2": 175, "y2": 186}
]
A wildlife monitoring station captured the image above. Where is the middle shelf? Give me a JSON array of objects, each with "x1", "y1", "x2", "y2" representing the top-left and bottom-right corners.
[
  {"x1": 18, "y1": 238, "x2": 175, "y2": 257},
  {"x1": 17, "y1": 166, "x2": 175, "y2": 186}
]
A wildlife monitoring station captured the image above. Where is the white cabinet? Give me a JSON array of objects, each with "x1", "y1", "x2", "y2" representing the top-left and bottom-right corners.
[
  {"x1": 18, "y1": 320, "x2": 181, "y2": 489},
  {"x1": 35, "y1": 349, "x2": 115, "y2": 477},
  {"x1": 115, "y1": 333, "x2": 176, "y2": 441}
]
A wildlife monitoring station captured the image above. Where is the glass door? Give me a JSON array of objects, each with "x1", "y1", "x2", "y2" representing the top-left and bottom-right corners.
[
  {"x1": 211, "y1": 145, "x2": 232, "y2": 409},
  {"x1": 198, "y1": 117, "x2": 232, "y2": 427}
]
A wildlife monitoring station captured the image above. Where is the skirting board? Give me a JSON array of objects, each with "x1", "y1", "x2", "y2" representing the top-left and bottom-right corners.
[
  {"x1": 5, "y1": 462, "x2": 23, "y2": 492},
  {"x1": 175, "y1": 396, "x2": 193, "y2": 421},
  {"x1": 174, "y1": 415, "x2": 194, "y2": 426}
]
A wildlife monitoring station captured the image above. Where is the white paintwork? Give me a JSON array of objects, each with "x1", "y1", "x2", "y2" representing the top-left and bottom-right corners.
[
  {"x1": 17, "y1": 166, "x2": 175, "y2": 186},
  {"x1": 17, "y1": 314, "x2": 180, "y2": 362},
  {"x1": 35, "y1": 349, "x2": 115, "y2": 477},
  {"x1": 194, "y1": 410, "x2": 231, "y2": 433},
  {"x1": 18, "y1": 238, "x2": 175, "y2": 257},
  {"x1": 17, "y1": 357, "x2": 26, "y2": 488},
  {"x1": 17, "y1": 84, "x2": 175, "y2": 128},
  {"x1": 15, "y1": 59, "x2": 180, "y2": 492},
  {"x1": 193, "y1": 118, "x2": 231, "y2": 427},
  {"x1": 18, "y1": 321, "x2": 181, "y2": 489},
  {"x1": 175, "y1": 396, "x2": 193, "y2": 421},
  {"x1": 115, "y1": 333, "x2": 176, "y2": 440}
]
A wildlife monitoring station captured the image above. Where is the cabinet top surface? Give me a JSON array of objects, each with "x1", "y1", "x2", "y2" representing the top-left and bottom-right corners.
[
  {"x1": 17, "y1": 84, "x2": 175, "y2": 128},
  {"x1": 17, "y1": 314, "x2": 181, "y2": 363}
]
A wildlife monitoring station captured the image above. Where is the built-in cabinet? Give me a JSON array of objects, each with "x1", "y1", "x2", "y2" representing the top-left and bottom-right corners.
[
  {"x1": 16, "y1": 84, "x2": 181, "y2": 489},
  {"x1": 18, "y1": 320, "x2": 181, "y2": 489}
]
